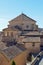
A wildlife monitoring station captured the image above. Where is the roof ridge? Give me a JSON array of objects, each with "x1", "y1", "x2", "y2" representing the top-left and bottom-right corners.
[{"x1": 9, "y1": 13, "x2": 36, "y2": 23}]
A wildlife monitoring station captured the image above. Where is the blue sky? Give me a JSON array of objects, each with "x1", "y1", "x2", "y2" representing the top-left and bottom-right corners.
[{"x1": 0, "y1": 0, "x2": 43, "y2": 31}]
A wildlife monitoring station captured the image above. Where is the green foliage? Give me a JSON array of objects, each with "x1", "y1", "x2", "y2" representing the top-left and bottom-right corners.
[{"x1": 12, "y1": 61, "x2": 16, "y2": 65}]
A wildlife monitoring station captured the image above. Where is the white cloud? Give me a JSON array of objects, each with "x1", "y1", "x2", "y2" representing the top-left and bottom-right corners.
[{"x1": 0, "y1": 18, "x2": 9, "y2": 31}]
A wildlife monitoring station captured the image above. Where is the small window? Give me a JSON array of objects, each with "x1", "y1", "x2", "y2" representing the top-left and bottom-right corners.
[
  {"x1": 32, "y1": 42, "x2": 35, "y2": 46},
  {"x1": 26, "y1": 25, "x2": 29, "y2": 28}
]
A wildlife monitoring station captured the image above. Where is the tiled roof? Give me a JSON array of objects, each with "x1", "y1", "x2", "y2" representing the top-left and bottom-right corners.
[
  {"x1": 21, "y1": 31, "x2": 40, "y2": 36},
  {"x1": 0, "y1": 42, "x2": 8, "y2": 50},
  {"x1": 3, "y1": 27, "x2": 19, "y2": 31},
  {"x1": 2, "y1": 45, "x2": 26, "y2": 60},
  {"x1": 16, "y1": 44, "x2": 26, "y2": 51}
]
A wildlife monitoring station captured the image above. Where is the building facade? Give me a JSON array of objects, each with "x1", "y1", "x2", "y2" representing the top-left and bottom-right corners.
[{"x1": 2, "y1": 13, "x2": 43, "y2": 53}]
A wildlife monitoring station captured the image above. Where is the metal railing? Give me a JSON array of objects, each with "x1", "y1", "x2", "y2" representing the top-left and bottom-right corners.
[
  {"x1": 31, "y1": 51, "x2": 43, "y2": 65},
  {"x1": 26, "y1": 51, "x2": 43, "y2": 65}
]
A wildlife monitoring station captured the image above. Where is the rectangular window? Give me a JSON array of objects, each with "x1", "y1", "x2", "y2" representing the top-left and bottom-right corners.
[{"x1": 32, "y1": 42, "x2": 35, "y2": 46}]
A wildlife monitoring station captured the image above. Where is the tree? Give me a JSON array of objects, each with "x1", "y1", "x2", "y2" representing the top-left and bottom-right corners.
[{"x1": 12, "y1": 61, "x2": 16, "y2": 65}]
